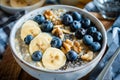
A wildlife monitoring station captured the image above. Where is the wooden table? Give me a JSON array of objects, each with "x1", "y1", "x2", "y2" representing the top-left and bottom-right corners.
[{"x1": 0, "y1": 12, "x2": 114, "y2": 80}]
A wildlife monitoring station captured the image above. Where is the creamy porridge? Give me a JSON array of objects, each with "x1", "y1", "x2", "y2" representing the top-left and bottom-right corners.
[{"x1": 15, "y1": 9, "x2": 103, "y2": 70}]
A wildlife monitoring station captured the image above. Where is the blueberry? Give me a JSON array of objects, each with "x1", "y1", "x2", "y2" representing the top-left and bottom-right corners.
[
  {"x1": 71, "y1": 11, "x2": 82, "y2": 21},
  {"x1": 65, "y1": 11, "x2": 73, "y2": 15},
  {"x1": 62, "y1": 14, "x2": 73, "y2": 26},
  {"x1": 90, "y1": 42, "x2": 101, "y2": 52},
  {"x1": 32, "y1": 51, "x2": 42, "y2": 61},
  {"x1": 75, "y1": 28, "x2": 86, "y2": 39},
  {"x1": 70, "y1": 20, "x2": 81, "y2": 32},
  {"x1": 24, "y1": 35, "x2": 33, "y2": 45},
  {"x1": 34, "y1": 15, "x2": 45, "y2": 24},
  {"x1": 82, "y1": 18, "x2": 91, "y2": 29},
  {"x1": 83, "y1": 35, "x2": 93, "y2": 46},
  {"x1": 51, "y1": 37, "x2": 62, "y2": 49},
  {"x1": 86, "y1": 27, "x2": 97, "y2": 35},
  {"x1": 66, "y1": 50, "x2": 78, "y2": 61},
  {"x1": 93, "y1": 31, "x2": 102, "y2": 42},
  {"x1": 41, "y1": 20, "x2": 53, "y2": 32}
]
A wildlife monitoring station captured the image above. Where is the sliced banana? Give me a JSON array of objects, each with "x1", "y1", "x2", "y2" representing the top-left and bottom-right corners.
[
  {"x1": 10, "y1": 0, "x2": 28, "y2": 7},
  {"x1": 38, "y1": 33, "x2": 52, "y2": 43},
  {"x1": 42, "y1": 47, "x2": 66, "y2": 70},
  {"x1": 29, "y1": 33, "x2": 52, "y2": 55},
  {"x1": 20, "y1": 20, "x2": 41, "y2": 41}
]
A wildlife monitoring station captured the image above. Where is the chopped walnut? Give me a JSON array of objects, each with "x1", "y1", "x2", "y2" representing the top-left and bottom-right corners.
[
  {"x1": 52, "y1": 19, "x2": 62, "y2": 25},
  {"x1": 61, "y1": 39, "x2": 73, "y2": 54},
  {"x1": 61, "y1": 47, "x2": 67, "y2": 54},
  {"x1": 72, "y1": 41, "x2": 82, "y2": 53},
  {"x1": 62, "y1": 29, "x2": 70, "y2": 34},
  {"x1": 81, "y1": 50, "x2": 94, "y2": 61},
  {"x1": 52, "y1": 27, "x2": 64, "y2": 39},
  {"x1": 44, "y1": 10, "x2": 54, "y2": 20},
  {"x1": 54, "y1": 25, "x2": 63, "y2": 28},
  {"x1": 65, "y1": 39, "x2": 73, "y2": 46},
  {"x1": 63, "y1": 42, "x2": 71, "y2": 52},
  {"x1": 44, "y1": 10, "x2": 62, "y2": 25}
]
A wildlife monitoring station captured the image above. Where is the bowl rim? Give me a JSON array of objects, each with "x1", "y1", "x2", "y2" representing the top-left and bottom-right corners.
[
  {"x1": 0, "y1": 0, "x2": 45, "y2": 10},
  {"x1": 10, "y1": 5, "x2": 107, "y2": 73}
]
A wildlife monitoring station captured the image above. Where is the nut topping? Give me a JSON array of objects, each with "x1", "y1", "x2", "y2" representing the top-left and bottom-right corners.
[
  {"x1": 52, "y1": 27, "x2": 64, "y2": 39},
  {"x1": 61, "y1": 39, "x2": 73, "y2": 54},
  {"x1": 81, "y1": 50, "x2": 94, "y2": 61}
]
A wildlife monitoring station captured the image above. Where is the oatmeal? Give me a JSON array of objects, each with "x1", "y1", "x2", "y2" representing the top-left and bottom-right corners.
[{"x1": 15, "y1": 9, "x2": 103, "y2": 70}]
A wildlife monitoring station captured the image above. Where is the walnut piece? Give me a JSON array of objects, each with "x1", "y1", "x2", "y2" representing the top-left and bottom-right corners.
[
  {"x1": 81, "y1": 50, "x2": 94, "y2": 61},
  {"x1": 52, "y1": 19, "x2": 62, "y2": 25},
  {"x1": 72, "y1": 41, "x2": 82, "y2": 53},
  {"x1": 54, "y1": 25, "x2": 63, "y2": 28},
  {"x1": 62, "y1": 29, "x2": 70, "y2": 34},
  {"x1": 52, "y1": 27, "x2": 64, "y2": 39},
  {"x1": 44, "y1": 10, "x2": 54, "y2": 20},
  {"x1": 61, "y1": 39, "x2": 73, "y2": 54},
  {"x1": 44, "y1": 10, "x2": 62, "y2": 25}
]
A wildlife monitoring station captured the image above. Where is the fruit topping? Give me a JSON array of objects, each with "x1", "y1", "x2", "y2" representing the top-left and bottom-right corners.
[
  {"x1": 34, "y1": 15, "x2": 45, "y2": 24},
  {"x1": 93, "y1": 31, "x2": 102, "y2": 42},
  {"x1": 71, "y1": 11, "x2": 82, "y2": 21},
  {"x1": 66, "y1": 50, "x2": 78, "y2": 61},
  {"x1": 51, "y1": 37, "x2": 62, "y2": 49},
  {"x1": 62, "y1": 14, "x2": 73, "y2": 26},
  {"x1": 83, "y1": 35, "x2": 93, "y2": 46},
  {"x1": 82, "y1": 18, "x2": 91, "y2": 29},
  {"x1": 24, "y1": 35, "x2": 33, "y2": 45},
  {"x1": 70, "y1": 20, "x2": 81, "y2": 32},
  {"x1": 90, "y1": 42, "x2": 101, "y2": 52},
  {"x1": 41, "y1": 20, "x2": 53, "y2": 32},
  {"x1": 32, "y1": 51, "x2": 42, "y2": 61},
  {"x1": 86, "y1": 27, "x2": 97, "y2": 35},
  {"x1": 75, "y1": 28, "x2": 86, "y2": 39}
]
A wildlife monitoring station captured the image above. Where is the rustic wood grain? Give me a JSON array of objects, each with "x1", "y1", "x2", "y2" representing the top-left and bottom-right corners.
[
  {"x1": 18, "y1": 70, "x2": 37, "y2": 80},
  {"x1": 0, "y1": 12, "x2": 114, "y2": 80},
  {"x1": 0, "y1": 47, "x2": 21, "y2": 80}
]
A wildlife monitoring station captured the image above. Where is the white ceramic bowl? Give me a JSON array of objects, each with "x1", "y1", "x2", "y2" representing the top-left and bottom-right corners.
[
  {"x1": 10, "y1": 5, "x2": 107, "y2": 80},
  {"x1": 0, "y1": 0, "x2": 45, "y2": 14}
]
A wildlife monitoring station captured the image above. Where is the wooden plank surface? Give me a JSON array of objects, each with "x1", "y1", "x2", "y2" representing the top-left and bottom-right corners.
[
  {"x1": 0, "y1": 47, "x2": 21, "y2": 80},
  {"x1": 0, "y1": 12, "x2": 114, "y2": 80}
]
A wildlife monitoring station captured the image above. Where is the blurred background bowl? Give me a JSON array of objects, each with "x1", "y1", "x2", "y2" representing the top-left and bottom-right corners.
[{"x1": 0, "y1": 0, "x2": 45, "y2": 14}]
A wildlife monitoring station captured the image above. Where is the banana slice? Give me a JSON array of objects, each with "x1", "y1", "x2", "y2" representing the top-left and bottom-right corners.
[
  {"x1": 29, "y1": 33, "x2": 52, "y2": 55},
  {"x1": 10, "y1": 0, "x2": 28, "y2": 7},
  {"x1": 38, "y1": 33, "x2": 52, "y2": 43},
  {"x1": 42, "y1": 47, "x2": 66, "y2": 70},
  {"x1": 20, "y1": 20, "x2": 41, "y2": 41}
]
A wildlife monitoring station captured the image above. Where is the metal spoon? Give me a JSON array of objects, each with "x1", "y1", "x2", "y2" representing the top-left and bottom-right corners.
[{"x1": 96, "y1": 47, "x2": 120, "y2": 80}]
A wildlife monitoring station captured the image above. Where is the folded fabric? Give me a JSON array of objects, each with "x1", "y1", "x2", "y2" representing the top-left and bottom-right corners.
[
  {"x1": 0, "y1": 9, "x2": 14, "y2": 58},
  {"x1": 85, "y1": 2, "x2": 120, "y2": 80},
  {"x1": 0, "y1": 0, "x2": 59, "y2": 59}
]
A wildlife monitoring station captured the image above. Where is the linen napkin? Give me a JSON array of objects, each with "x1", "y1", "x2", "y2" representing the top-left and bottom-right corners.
[
  {"x1": 0, "y1": 0, "x2": 59, "y2": 59},
  {"x1": 85, "y1": 2, "x2": 120, "y2": 80},
  {"x1": 0, "y1": 9, "x2": 25, "y2": 58}
]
